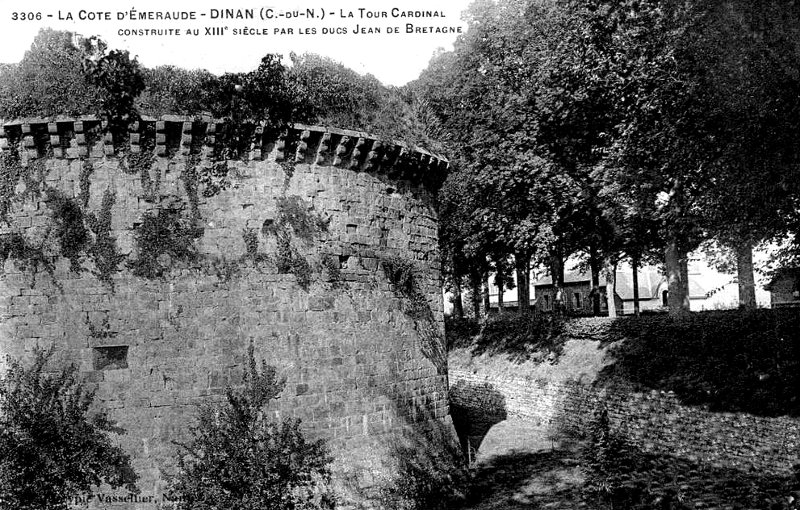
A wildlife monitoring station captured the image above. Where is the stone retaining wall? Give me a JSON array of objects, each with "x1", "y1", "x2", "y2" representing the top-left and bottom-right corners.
[{"x1": 449, "y1": 344, "x2": 800, "y2": 476}]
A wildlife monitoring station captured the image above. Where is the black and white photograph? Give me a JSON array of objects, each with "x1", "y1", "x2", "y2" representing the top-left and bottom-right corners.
[{"x1": 0, "y1": 1, "x2": 799, "y2": 509}]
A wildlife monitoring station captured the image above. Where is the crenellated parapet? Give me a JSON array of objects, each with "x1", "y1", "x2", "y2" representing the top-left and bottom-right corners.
[{"x1": 0, "y1": 116, "x2": 449, "y2": 191}]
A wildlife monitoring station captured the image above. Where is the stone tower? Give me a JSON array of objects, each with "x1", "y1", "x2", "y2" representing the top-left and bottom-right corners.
[{"x1": 0, "y1": 116, "x2": 454, "y2": 507}]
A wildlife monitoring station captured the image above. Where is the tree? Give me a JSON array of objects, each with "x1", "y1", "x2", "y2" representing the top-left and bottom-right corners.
[
  {"x1": 168, "y1": 345, "x2": 335, "y2": 510},
  {"x1": 288, "y1": 53, "x2": 382, "y2": 132},
  {"x1": 0, "y1": 348, "x2": 138, "y2": 510},
  {"x1": 573, "y1": 0, "x2": 712, "y2": 315},
  {"x1": 82, "y1": 39, "x2": 145, "y2": 148},
  {"x1": 415, "y1": 0, "x2": 573, "y2": 315},
  {"x1": 289, "y1": 53, "x2": 437, "y2": 148},
  {"x1": 690, "y1": 1, "x2": 800, "y2": 308},
  {"x1": 136, "y1": 66, "x2": 218, "y2": 117},
  {"x1": 0, "y1": 29, "x2": 102, "y2": 119}
]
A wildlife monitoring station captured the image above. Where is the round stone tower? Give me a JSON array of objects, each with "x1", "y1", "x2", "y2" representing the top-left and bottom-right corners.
[{"x1": 0, "y1": 116, "x2": 454, "y2": 507}]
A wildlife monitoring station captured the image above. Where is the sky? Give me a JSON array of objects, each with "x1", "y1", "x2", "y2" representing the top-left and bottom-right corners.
[{"x1": 0, "y1": 0, "x2": 473, "y2": 86}]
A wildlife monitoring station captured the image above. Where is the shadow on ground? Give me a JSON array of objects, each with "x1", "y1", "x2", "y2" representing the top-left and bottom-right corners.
[
  {"x1": 455, "y1": 446, "x2": 587, "y2": 510},
  {"x1": 453, "y1": 435, "x2": 800, "y2": 510}
]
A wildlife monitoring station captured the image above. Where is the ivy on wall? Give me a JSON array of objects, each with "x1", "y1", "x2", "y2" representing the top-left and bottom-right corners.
[
  {"x1": 86, "y1": 190, "x2": 125, "y2": 289},
  {"x1": 0, "y1": 232, "x2": 55, "y2": 288},
  {"x1": 0, "y1": 131, "x2": 360, "y2": 294},
  {"x1": 381, "y1": 256, "x2": 446, "y2": 375},
  {"x1": 127, "y1": 205, "x2": 202, "y2": 279},
  {"x1": 46, "y1": 190, "x2": 89, "y2": 274},
  {"x1": 262, "y1": 195, "x2": 330, "y2": 291}
]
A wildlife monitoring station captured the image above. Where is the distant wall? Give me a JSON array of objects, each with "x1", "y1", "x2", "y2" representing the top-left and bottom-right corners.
[
  {"x1": 0, "y1": 116, "x2": 453, "y2": 508},
  {"x1": 449, "y1": 336, "x2": 800, "y2": 476}
]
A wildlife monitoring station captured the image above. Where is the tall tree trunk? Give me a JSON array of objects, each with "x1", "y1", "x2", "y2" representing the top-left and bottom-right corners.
[
  {"x1": 631, "y1": 255, "x2": 641, "y2": 316},
  {"x1": 605, "y1": 258, "x2": 618, "y2": 318},
  {"x1": 452, "y1": 274, "x2": 464, "y2": 319},
  {"x1": 665, "y1": 238, "x2": 690, "y2": 315},
  {"x1": 496, "y1": 269, "x2": 505, "y2": 313},
  {"x1": 589, "y1": 244, "x2": 602, "y2": 316},
  {"x1": 550, "y1": 246, "x2": 565, "y2": 315},
  {"x1": 680, "y1": 255, "x2": 690, "y2": 307},
  {"x1": 482, "y1": 274, "x2": 490, "y2": 318},
  {"x1": 736, "y1": 239, "x2": 756, "y2": 309},
  {"x1": 469, "y1": 269, "x2": 481, "y2": 319},
  {"x1": 515, "y1": 251, "x2": 531, "y2": 313}
]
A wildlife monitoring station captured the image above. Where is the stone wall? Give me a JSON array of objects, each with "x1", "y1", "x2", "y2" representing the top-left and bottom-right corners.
[
  {"x1": 0, "y1": 116, "x2": 454, "y2": 508},
  {"x1": 449, "y1": 338, "x2": 800, "y2": 477}
]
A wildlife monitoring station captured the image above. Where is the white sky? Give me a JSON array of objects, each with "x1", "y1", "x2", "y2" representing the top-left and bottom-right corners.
[{"x1": 0, "y1": 0, "x2": 473, "y2": 86}]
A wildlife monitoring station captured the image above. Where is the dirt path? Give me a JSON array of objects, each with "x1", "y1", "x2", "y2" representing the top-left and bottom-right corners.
[{"x1": 458, "y1": 418, "x2": 589, "y2": 509}]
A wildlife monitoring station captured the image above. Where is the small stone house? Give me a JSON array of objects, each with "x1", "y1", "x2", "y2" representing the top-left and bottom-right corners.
[
  {"x1": 530, "y1": 267, "x2": 667, "y2": 314},
  {"x1": 764, "y1": 268, "x2": 800, "y2": 308}
]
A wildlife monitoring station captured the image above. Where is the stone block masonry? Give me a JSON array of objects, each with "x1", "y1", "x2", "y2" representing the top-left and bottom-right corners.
[{"x1": 0, "y1": 116, "x2": 454, "y2": 508}]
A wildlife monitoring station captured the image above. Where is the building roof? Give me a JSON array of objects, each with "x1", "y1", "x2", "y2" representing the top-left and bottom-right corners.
[
  {"x1": 614, "y1": 268, "x2": 666, "y2": 301},
  {"x1": 533, "y1": 266, "x2": 709, "y2": 300},
  {"x1": 532, "y1": 271, "x2": 602, "y2": 287}
]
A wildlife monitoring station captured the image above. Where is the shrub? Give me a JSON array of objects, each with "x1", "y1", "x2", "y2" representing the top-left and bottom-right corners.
[
  {"x1": 0, "y1": 348, "x2": 138, "y2": 509},
  {"x1": 443, "y1": 316, "x2": 480, "y2": 350},
  {"x1": 385, "y1": 432, "x2": 468, "y2": 510},
  {"x1": 167, "y1": 345, "x2": 335, "y2": 510},
  {"x1": 379, "y1": 393, "x2": 469, "y2": 510},
  {"x1": 466, "y1": 312, "x2": 568, "y2": 362}
]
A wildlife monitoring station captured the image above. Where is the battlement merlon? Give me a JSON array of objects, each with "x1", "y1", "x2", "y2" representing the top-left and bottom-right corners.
[{"x1": 0, "y1": 116, "x2": 450, "y2": 192}]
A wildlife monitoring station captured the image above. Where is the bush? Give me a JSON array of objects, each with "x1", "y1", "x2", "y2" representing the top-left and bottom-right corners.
[
  {"x1": 385, "y1": 432, "x2": 468, "y2": 510},
  {"x1": 465, "y1": 312, "x2": 568, "y2": 362},
  {"x1": 167, "y1": 345, "x2": 335, "y2": 510},
  {"x1": 379, "y1": 392, "x2": 469, "y2": 510},
  {"x1": 443, "y1": 316, "x2": 480, "y2": 350},
  {"x1": 0, "y1": 348, "x2": 137, "y2": 510}
]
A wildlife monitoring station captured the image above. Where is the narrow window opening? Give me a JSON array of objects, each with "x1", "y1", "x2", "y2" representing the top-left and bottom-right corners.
[{"x1": 93, "y1": 346, "x2": 129, "y2": 370}]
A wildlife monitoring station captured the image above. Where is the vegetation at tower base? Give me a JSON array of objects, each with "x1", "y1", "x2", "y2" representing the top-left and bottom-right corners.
[
  {"x1": 379, "y1": 404, "x2": 469, "y2": 510},
  {"x1": 167, "y1": 345, "x2": 335, "y2": 510},
  {"x1": 0, "y1": 348, "x2": 138, "y2": 510}
]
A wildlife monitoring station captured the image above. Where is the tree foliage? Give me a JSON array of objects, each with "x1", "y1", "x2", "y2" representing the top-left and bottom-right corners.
[
  {"x1": 417, "y1": 0, "x2": 800, "y2": 315},
  {"x1": 0, "y1": 29, "x2": 102, "y2": 119},
  {"x1": 0, "y1": 348, "x2": 137, "y2": 510}
]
